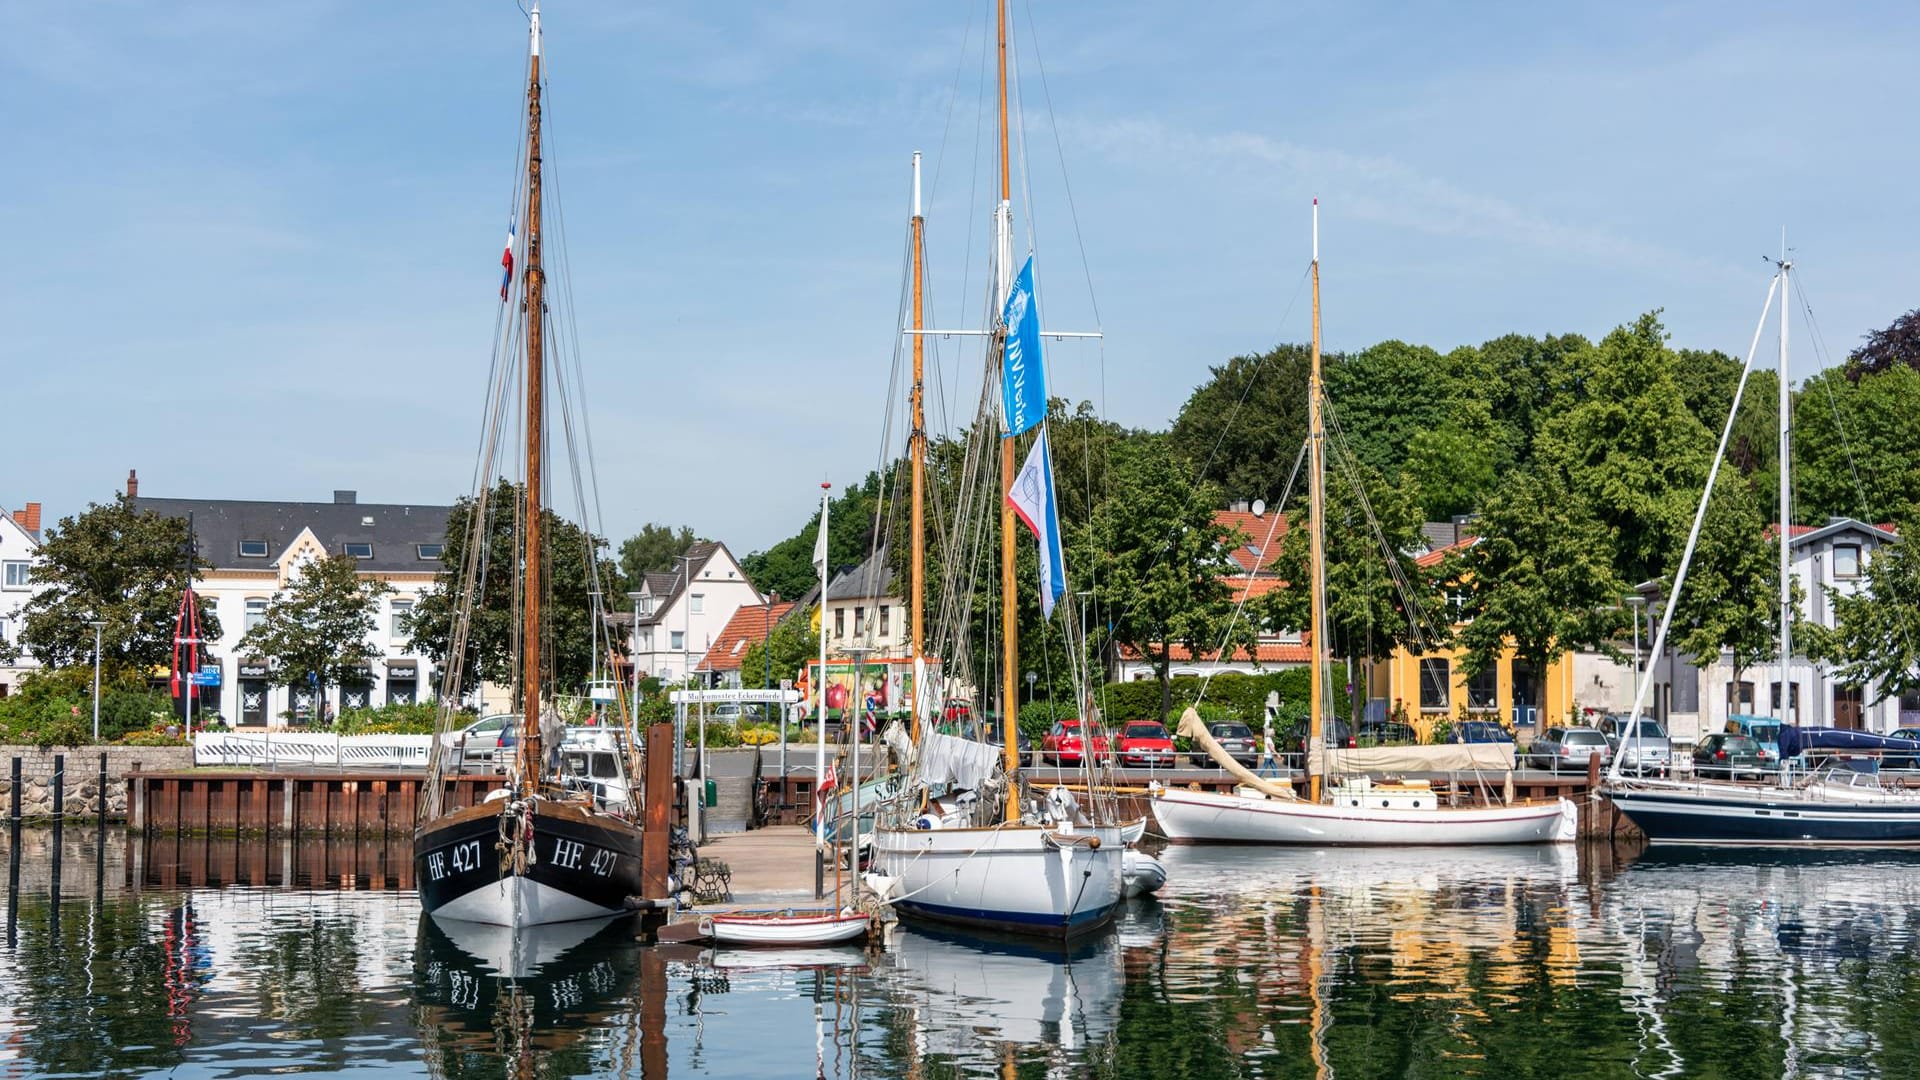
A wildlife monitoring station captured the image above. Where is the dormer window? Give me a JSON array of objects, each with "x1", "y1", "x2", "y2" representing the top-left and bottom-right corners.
[
  {"x1": 416, "y1": 543, "x2": 444, "y2": 561},
  {"x1": 239, "y1": 540, "x2": 270, "y2": 558},
  {"x1": 344, "y1": 542, "x2": 374, "y2": 559}
]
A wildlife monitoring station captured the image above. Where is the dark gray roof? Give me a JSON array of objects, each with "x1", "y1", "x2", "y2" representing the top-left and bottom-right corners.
[
  {"x1": 135, "y1": 496, "x2": 452, "y2": 573},
  {"x1": 824, "y1": 546, "x2": 894, "y2": 602},
  {"x1": 635, "y1": 540, "x2": 731, "y2": 625}
]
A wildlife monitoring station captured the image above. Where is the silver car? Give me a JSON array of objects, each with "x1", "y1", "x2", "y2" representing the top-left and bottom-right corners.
[
  {"x1": 1604, "y1": 717, "x2": 1672, "y2": 775},
  {"x1": 1526, "y1": 726, "x2": 1613, "y2": 772}
]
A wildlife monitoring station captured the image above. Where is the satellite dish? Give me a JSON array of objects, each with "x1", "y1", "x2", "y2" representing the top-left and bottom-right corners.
[{"x1": 1251, "y1": 499, "x2": 1266, "y2": 518}]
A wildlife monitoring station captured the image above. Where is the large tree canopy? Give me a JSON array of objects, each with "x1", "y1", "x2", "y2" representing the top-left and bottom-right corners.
[
  {"x1": 239, "y1": 554, "x2": 390, "y2": 693},
  {"x1": 618, "y1": 523, "x2": 698, "y2": 587},
  {"x1": 16, "y1": 494, "x2": 219, "y2": 671}
]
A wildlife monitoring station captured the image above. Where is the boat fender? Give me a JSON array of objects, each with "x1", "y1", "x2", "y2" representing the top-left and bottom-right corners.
[
  {"x1": 484, "y1": 788, "x2": 511, "y2": 803},
  {"x1": 912, "y1": 815, "x2": 942, "y2": 830},
  {"x1": 696, "y1": 917, "x2": 715, "y2": 939}
]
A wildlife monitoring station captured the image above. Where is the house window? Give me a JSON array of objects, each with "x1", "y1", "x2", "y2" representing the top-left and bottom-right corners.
[
  {"x1": 670, "y1": 631, "x2": 685, "y2": 651},
  {"x1": 391, "y1": 599, "x2": 413, "y2": 640},
  {"x1": 1466, "y1": 666, "x2": 1497, "y2": 711},
  {"x1": 0, "y1": 616, "x2": 9, "y2": 644},
  {"x1": 690, "y1": 594, "x2": 704, "y2": 614},
  {"x1": 1727, "y1": 681, "x2": 1755, "y2": 713},
  {"x1": 879, "y1": 605, "x2": 891, "y2": 637},
  {"x1": 416, "y1": 543, "x2": 443, "y2": 561},
  {"x1": 1447, "y1": 592, "x2": 1469, "y2": 621},
  {"x1": 639, "y1": 597, "x2": 655, "y2": 617},
  {"x1": 1833, "y1": 544, "x2": 1861, "y2": 579},
  {"x1": 343, "y1": 542, "x2": 373, "y2": 559},
  {"x1": 2, "y1": 561, "x2": 30, "y2": 589},
  {"x1": 854, "y1": 606, "x2": 866, "y2": 635},
  {"x1": 835, "y1": 608, "x2": 845, "y2": 639},
  {"x1": 244, "y1": 597, "x2": 268, "y2": 633},
  {"x1": 1418, "y1": 658, "x2": 1451, "y2": 711},
  {"x1": 1770, "y1": 681, "x2": 1801, "y2": 718},
  {"x1": 239, "y1": 540, "x2": 270, "y2": 558}
]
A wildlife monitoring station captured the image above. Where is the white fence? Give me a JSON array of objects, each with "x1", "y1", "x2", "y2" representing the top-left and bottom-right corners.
[{"x1": 194, "y1": 731, "x2": 435, "y2": 769}]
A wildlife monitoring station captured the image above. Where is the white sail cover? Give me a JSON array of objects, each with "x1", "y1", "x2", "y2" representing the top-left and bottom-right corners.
[
  {"x1": 1310, "y1": 743, "x2": 1515, "y2": 775},
  {"x1": 916, "y1": 731, "x2": 1002, "y2": 790}
]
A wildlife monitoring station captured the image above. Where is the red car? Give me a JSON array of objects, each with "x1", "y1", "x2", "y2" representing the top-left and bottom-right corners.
[
  {"x1": 1042, "y1": 719, "x2": 1111, "y2": 765},
  {"x1": 1116, "y1": 721, "x2": 1177, "y2": 768}
]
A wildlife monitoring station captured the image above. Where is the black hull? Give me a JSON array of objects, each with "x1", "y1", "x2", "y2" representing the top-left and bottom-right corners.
[
  {"x1": 413, "y1": 801, "x2": 645, "y2": 924},
  {"x1": 1609, "y1": 787, "x2": 1920, "y2": 846}
]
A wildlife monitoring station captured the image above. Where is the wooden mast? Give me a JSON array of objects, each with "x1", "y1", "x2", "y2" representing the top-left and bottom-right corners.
[
  {"x1": 996, "y1": 0, "x2": 1022, "y2": 824},
  {"x1": 519, "y1": 1, "x2": 547, "y2": 785},
  {"x1": 909, "y1": 151, "x2": 928, "y2": 743},
  {"x1": 1307, "y1": 199, "x2": 1325, "y2": 803}
]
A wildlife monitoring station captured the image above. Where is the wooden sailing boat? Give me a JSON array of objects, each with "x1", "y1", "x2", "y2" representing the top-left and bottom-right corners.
[
  {"x1": 412, "y1": 1, "x2": 646, "y2": 926},
  {"x1": 1151, "y1": 202, "x2": 1577, "y2": 846},
  {"x1": 867, "y1": 0, "x2": 1126, "y2": 936}
]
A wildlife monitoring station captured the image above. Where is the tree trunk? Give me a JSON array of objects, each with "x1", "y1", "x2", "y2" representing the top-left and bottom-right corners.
[
  {"x1": 1159, "y1": 655, "x2": 1172, "y2": 728},
  {"x1": 1535, "y1": 662, "x2": 1550, "y2": 730}
]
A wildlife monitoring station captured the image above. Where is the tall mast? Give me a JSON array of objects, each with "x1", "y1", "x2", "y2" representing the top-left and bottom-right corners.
[
  {"x1": 909, "y1": 151, "x2": 928, "y2": 743},
  {"x1": 1307, "y1": 200, "x2": 1326, "y2": 803},
  {"x1": 995, "y1": 0, "x2": 1021, "y2": 823},
  {"x1": 1777, "y1": 245, "x2": 1793, "y2": 724},
  {"x1": 519, "y1": 1, "x2": 547, "y2": 784}
]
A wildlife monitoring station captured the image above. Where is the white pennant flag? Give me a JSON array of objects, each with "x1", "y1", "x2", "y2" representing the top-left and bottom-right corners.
[{"x1": 1006, "y1": 428, "x2": 1068, "y2": 618}]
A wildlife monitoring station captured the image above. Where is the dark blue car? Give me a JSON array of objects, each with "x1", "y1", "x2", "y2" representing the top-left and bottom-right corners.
[{"x1": 1452, "y1": 720, "x2": 1515, "y2": 744}]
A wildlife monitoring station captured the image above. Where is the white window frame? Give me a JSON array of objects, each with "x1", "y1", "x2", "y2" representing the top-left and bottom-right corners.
[
  {"x1": 415, "y1": 543, "x2": 443, "y2": 561},
  {"x1": 1833, "y1": 543, "x2": 1862, "y2": 580},
  {"x1": 239, "y1": 540, "x2": 270, "y2": 558},
  {"x1": 690, "y1": 593, "x2": 705, "y2": 614},
  {"x1": 343, "y1": 542, "x2": 373, "y2": 559},
  {"x1": 244, "y1": 597, "x2": 269, "y2": 633},
  {"x1": 391, "y1": 599, "x2": 414, "y2": 640},
  {"x1": 2, "y1": 560, "x2": 30, "y2": 590},
  {"x1": 670, "y1": 630, "x2": 685, "y2": 651}
]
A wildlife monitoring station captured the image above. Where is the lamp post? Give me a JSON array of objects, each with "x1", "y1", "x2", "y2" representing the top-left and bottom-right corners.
[
  {"x1": 1025, "y1": 670, "x2": 1037, "y2": 705},
  {"x1": 88, "y1": 620, "x2": 106, "y2": 742}
]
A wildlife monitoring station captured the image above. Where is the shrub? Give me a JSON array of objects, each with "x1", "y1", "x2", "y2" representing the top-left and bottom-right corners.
[
  {"x1": 335, "y1": 702, "x2": 441, "y2": 735},
  {"x1": 1018, "y1": 699, "x2": 1078, "y2": 744},
  {"x1": 1096, "y1": 667, "x2": 1350, "y2": 730},
  {"x1": 120, "y1": 729, "x2": 188, "y2": 747}
]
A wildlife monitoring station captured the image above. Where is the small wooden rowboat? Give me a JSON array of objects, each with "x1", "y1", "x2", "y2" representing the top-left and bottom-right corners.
[{"x1": 697, "y1": 908, "x2": 873, "y2": 947}]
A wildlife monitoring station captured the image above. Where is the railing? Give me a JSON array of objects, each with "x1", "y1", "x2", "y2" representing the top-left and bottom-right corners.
[{"x1": 194, "y1": 732, "x2": 434, "y2": 769}]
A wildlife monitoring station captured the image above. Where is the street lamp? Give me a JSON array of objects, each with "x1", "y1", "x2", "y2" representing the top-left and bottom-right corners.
[
  {"x1": 1025, "y1": 670, "x2": 1038, "y2": 704},
  {"x1": 88, "y1": 620, "x2": 106, "y2": 742}
]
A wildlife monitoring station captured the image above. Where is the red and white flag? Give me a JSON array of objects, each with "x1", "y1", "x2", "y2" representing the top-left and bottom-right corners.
[{"x1": 499, "y1": 219, "x2": 516, "y2": 301}]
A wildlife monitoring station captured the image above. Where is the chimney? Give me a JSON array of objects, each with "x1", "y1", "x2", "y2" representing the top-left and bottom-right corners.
[
  {"x1": 126, "y1": 469, "x2": 139, "y2": 498},
  {"x1": 15, "y1": 503, "x2": 40, "y2": 534},
  {"x1": 1231, "y1": 499, "x2": 1251, "y2": 513},
  {"x1": 334, "y1": 490, "x2": 357, "y2": 505}
]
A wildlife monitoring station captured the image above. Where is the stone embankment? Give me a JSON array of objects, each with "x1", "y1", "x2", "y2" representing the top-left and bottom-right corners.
[{"x1": 0, "y1": 745, "x2": 196, "y2": 821}]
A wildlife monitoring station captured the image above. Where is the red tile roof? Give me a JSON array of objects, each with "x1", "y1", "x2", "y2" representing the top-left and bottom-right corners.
[
  {"x1": 1231, "y1": 577, "x2": 1285, "y2": 601},
  {"x1": 697, "y1": 602, "x2": 796, "y2": 672},
  {"x1": 1415, "y1": 536, "x2": 1478, "y2": 568},
  {"x1": 1119, "y1": 641, "x2": 1313, "y2": 664},
  {"x1": 1214, "y1": 510, "x2": 1289, "y2": 574}
]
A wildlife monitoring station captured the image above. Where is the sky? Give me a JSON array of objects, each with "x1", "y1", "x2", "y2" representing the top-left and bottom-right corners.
[{"x1": 4, "y1": 1, "x2": 1916, "y2": 555}]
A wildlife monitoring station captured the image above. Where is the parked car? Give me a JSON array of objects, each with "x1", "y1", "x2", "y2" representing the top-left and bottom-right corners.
[
  {"x1": 1887, "y1": 728, "x2": 1920, "y2": 770},
  {"x1": 1603, "y1": 717, "x2": 1673, "y2": 776},
  {"x1": 1200, "y1": 721, "x2": 1262, "y2": 768},
  {"x1": 1693, "y1": 733, "x2": 1767, "y2": 779},
  {"x1": 1116, "y1": 721, "x2": 1178, "y2": 768},
  {"x1": 1358, "y1": 719, "x2": 1418, "y2": 746},
  {"x1": 1041, "y1": 719, "x2": 1111, "y2": 765},
  {"x1": 1294, "y1": 718, "x2": 1357, "y2": 756},
  {"x1": 1451, "y1": 720, "x2": 1515, "y2": 744},
  {"x1": 1726, "y1": 715, "x2": 1784, "y2": 762},
  {"x1": 442, "y1": 713, "x2": 518, "y2": 766},
  {"x1": 1526, "y1": 726, "x2": 1612, "y2": 772},
  {"x1": 978, "y1": 723, "x2": 1035, "y2": 757}
]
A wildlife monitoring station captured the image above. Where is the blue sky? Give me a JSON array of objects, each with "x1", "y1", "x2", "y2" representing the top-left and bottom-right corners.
[{"x1": 5, "y1": 1, "x2": 1915, "y2": 554}]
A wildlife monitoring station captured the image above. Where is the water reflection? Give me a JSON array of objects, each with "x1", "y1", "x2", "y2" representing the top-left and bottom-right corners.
[{"x1": 2, "y1": 828, "x2": 1919, "y2": 1077}]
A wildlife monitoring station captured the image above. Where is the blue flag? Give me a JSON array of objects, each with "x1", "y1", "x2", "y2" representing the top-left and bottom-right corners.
[
  {"x1": 1000, "y1": 255, "x2": 1046, "y2": 436},
  {"x1": 1007, "y1": 427, "x2": 1068, "y2": 618}
]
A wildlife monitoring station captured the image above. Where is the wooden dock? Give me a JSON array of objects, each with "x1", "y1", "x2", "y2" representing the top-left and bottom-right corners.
[{"x1": 125, "y1": 771, "x2": 505, "y2": 835}]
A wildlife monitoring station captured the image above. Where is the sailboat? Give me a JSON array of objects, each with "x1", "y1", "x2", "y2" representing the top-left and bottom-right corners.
[
  {"x1": 412, "y1": 2, "x2": 647, "y2": 926},
  {"x1": 1150, "y1": 202, "x2": 1577, "y2": 846},
  {"x1": 864, "y1": 0, "x2": 1126, "y2": 937},
  {"x1": 1604, "y1": 253, "x2": 1920, "y2": 845}
]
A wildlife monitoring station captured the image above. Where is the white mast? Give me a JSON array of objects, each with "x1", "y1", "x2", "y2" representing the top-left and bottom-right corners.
[
  {"x1": 813, "y1": 482, "x2": 832, "y2": 844},
  {"x1": 1777, "y1": 242, "x2": 1793, "y2": 725}
]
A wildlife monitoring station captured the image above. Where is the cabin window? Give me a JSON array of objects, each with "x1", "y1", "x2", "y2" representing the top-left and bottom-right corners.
[
  {"x1": 1466, "y1": 666, "x2": 1497, "y2": 711},
  {"x1": 1833, "y1": 544, "x2": 1861, "y2": 579},
  {"x1": 343, "y1": 542, "x2": 373, "y2": 559},
  {"x1": 415, "y1": 543, "x2": 443, "y2": 561},
  {"x1": 1419, "y1": 659, "x2": 1451, "y2": 711},
  {"x1": 239, "y1": 539, "x2": 270, "y2": 558},
  {"x1": 2, "y1": 561, "x2": 30, "y2": 590},
  {"x1": 244, "y1": 597, "x2": 268, "y2": 633}
]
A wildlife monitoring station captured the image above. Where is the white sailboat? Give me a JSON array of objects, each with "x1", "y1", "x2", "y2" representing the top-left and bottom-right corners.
[
  {"x1": 866, "y1": 0, "x2": 1125, "y2": 937},
  {"x1": 1151, "y1": 202, "x2": 1576, "y2": 847}
]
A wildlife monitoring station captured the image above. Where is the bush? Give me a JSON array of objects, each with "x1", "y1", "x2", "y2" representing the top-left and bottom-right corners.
[
  {"x1": 120, "y1": 729, "x2": 188, "y2": 747},
  {"x1": 1019, "y1": 699, "x2": 1078, "y2": 744},
  {"x1": 1096, "y1": 668, "x2": 1350, "y2": 730},
  {"x1": 335, "y1": 702, "x2": 441, "y2": 735}
]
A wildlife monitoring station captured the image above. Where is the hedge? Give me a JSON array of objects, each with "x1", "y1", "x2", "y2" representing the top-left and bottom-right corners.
[{"x1": 1093, "y1": 668, "x2": 1350, "y2": 730}]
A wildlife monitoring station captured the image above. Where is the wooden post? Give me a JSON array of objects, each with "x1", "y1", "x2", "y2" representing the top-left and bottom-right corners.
[{"x1": 640, "y1": 723, "x2": 675, "y2": 927}]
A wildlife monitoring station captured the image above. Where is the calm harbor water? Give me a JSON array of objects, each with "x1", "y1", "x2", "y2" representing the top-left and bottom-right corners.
[{"x1": 3, "y1": 827, "x2": 1918, "y2": 1078}]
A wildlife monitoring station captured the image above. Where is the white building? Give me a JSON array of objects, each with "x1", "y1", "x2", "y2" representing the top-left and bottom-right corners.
[
  {"x1": 622, "y1": 541, "x2": 764, "y2": 684},
  {"x1": 0, "y1": 502, "x2": 45, "y2": 697},
  {"x1": 822, "y1": 546, "x2": 908, "y2": 659},
  {"x1": 135, "y1": 484, "x2": 452, "y2": 726},
  {"x1": 1582, "y1": 517, "x2": 1918, "y2": 743}
]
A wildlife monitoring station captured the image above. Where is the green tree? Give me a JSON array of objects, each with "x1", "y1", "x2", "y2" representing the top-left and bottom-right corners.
[
  {"x1": 15, "y1": 493, "x2": 219, "y2": 670},
  {"x1": 406, "y1": 480, "x2": 620, "y2": 698},
  {"x1": 1844, "y1": 307, "x2": 1920, "y2": 382},
  {"x1": 1085, "y1": 436, "x2": 1256, "y2": 724},
  {"x1": 1809, "y1": 517, "x2": 1920, "y2": 704},
  {"x1": 1166, "y1": 345, "x2": 1314, "y2": 505},
  {"x1": 1446, "y1": 466, "x2": 1628, "y2": 719},
  {"x1": 240, "y1": 554, "x2": 391, "y2": 711},
  {"x1": 735, "y1": 607, "x2": 821, "y2": 690},
  {"x1": 1401, "y1": 417, "x2": 1499, "y2": 521},
  {"x1": 1670, "y1": 474, "x2": 1784, "y2": 705},
  {"x1": 1793, "y1": 365, "x2": 1920, "y2": 525},
  {"x1": 1323, "y1": 340, "x2": 1458, "y2": 479},
  {"x1": 617, "y1": 523, "x2": 697, "y2": 585},
  {"x1": 1535, "y1": 312, "x2": 1714, "y2": 588}
]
